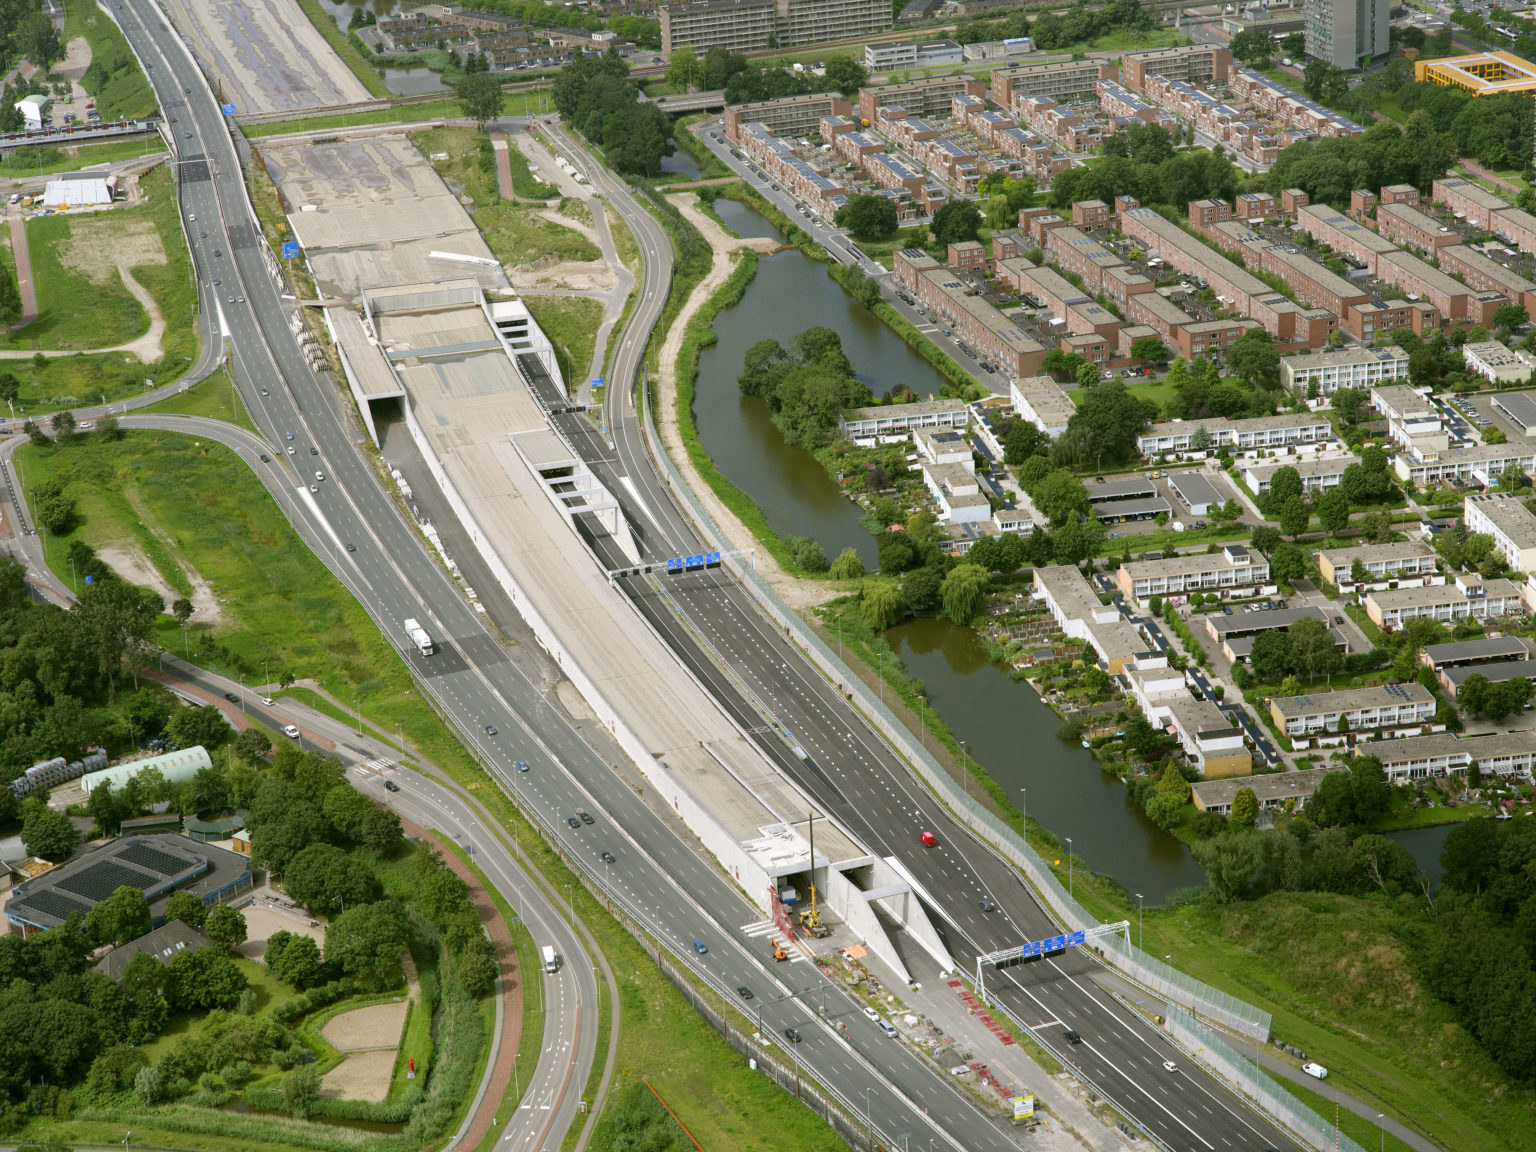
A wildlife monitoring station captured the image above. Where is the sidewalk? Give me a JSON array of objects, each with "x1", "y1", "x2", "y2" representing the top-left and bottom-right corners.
[{"x1": 6, "y1": 206, "x2": 37, "y2": 331}]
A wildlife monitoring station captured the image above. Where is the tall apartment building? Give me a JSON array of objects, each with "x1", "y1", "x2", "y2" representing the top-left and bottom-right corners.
[
  {"x1": 1304, "y1": 0, "x2": 1389, "y2": 70},
  {"x1": 661, "y1": 0, "x2": 890, "y2": 52},
  {"x1": 1119, "y1": 44, "x2": 1232, "y2": 92}
]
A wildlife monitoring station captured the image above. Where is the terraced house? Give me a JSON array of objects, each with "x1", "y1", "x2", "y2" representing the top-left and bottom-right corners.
[
  {"x1": 1268, "y1": 682, "x2": 1435, "y2": 737},
  {"x1": 1114, "y1": 544, "x2": 1270, "y2": 602}
]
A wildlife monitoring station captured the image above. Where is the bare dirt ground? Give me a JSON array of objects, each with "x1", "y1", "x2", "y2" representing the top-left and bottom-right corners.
[
  {"x1": 57, "y1": 215, "x2": 165, "y2": 285},
  {"x1": 508, "y1": 208, "x2": 618, "y2": 293},
  {"x1": 49, "y1": 37, "x2": 93, "y2": 107},
  {"x1": 322, "y1": 1000, "x2": 408, "y2": 1051},
  {"x1": 95, "y1": 516, "x2": 225, "y2": 627},
  {"x1": 655, "y1": 194, "x2": 830, "y2": 611},
  {"x1": 320, "y1": 1050, "x2": 396, "y2": 1103},
  {"x1": 237, "y1": 903, "x2": 324, "y2": 963}
]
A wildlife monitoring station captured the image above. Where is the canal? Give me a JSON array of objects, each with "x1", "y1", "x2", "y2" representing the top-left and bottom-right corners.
[
  {"x1": 691, "y1": 200, "x2": 953, "y2": 569},
  {"x1": 690, "y1": 197, "x2": 1211, "y2": 900}
]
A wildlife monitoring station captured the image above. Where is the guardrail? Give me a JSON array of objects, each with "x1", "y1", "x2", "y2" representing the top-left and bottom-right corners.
[{"x1": 632, "y1": 377, "x2": 1273, "y2": 1046}]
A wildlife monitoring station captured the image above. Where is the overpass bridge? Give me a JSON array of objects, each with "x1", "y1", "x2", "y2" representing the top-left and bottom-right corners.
[{"x1": 650, "y1": 90, "x2": 727, "y2": 114}]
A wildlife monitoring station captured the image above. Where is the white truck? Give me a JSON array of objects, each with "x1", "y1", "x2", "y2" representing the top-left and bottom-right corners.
[
  {"x1": 404, "y1": 618, "x2": 434, "y2": 656},
  {"x1": 542, "y1": 945, "x2": 561, "y2": 973}
]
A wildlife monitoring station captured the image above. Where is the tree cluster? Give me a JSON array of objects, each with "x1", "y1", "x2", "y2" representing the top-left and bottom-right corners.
[
  {"x1": 244, "y1": 746, "x2": 404, "y2": 878},
  {"x1": 1247, "y1": 615, "x2": 1344, "y2": 685},
  {"x1": 834, "y1": 193, "x2": 899, "y2": 242},
  {"x1": 1164, "y1": 356, "x2": 1275, "y2": 421},
  {"x1": 1265, "y1": 115, "x2": 1455, "y2": 208},
  {"x1": 1049, "y1": 126, "x2": 1241, "y2": 215},
  {"x1": 551, "y1": 53, "x2": 673, "y2": 177},
  {"x1": 1456, "y1": 674, "x2": 1533, "y2": 724},
  {"x1": 738, "y1": 328, "x2": 874, "y2": 450},
  {"x1": 1052, "y1": 380, "x2": 1158, "y2": 469},
  {"x1": 1027, "y1": 0, "x2": 1156, "y2": 50}
]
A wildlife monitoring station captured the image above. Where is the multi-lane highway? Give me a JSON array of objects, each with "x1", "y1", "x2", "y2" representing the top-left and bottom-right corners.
[{"x1": 71, "y1": 7, "x2": 1303, "y2": 1149}]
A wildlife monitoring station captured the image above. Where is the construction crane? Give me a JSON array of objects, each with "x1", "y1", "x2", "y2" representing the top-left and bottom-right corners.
[{"x1": 797, "y1": 809, "x2": 834, "y2": 938}]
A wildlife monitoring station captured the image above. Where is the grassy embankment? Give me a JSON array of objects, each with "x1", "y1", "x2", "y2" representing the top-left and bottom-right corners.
[
  {"x1": 0, "y1": 133, "x2": 164, "y2": 177},
  {"x1": 2, "y1": 167, "x2": 198, "y2": 411},
  {"x1": 292, "y1": 0, "x2": 392, "y2": 99},
  {"x1": 669, "y1": 118, "x2": 735, "y2": 181},
  {"x1": 143, "y1": 366, "x2": 259, "y2": 435},
  {"x1": 64, "y1": 0, "x2": 157, "y2": 119}
]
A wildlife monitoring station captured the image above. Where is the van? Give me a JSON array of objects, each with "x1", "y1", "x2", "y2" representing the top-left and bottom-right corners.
[
  {"x1": 877, "y1": 1019, "x2": 898, "y2": 1039},
  {"x1": 542, "y1": 945, "x2": 561, "y2": 973},
  {"x1": 1302, "y1": 1062, "x2": 1328, "y2": 1080}
]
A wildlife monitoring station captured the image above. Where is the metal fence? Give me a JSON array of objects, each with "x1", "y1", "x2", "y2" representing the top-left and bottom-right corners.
[
  {"x1": 1165, "y1": 1007, "x2": 1367, "y2": 1152},
  {"x1": 635, "y1": 383, "x2": 1273, "y2": 1045}
]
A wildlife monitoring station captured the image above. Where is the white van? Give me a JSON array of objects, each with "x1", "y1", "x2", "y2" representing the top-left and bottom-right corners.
[
  {"x1": 877, "y1": 1018, "x2": 898, "y2": 1039},
  {"x1": 1302, "y1": 1062, "x2": 1328, "y2": 1080}
]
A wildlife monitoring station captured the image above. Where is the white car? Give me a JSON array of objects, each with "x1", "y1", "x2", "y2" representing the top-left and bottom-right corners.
[
  {"x1": 283, "y1": 724, "x2": 301, "y2": 739},
  {"x1": 1301, "y1": 1062, "x2": 1328, "y2": 1080},
  {"x1": 260, "y1": 696, "x2": 275, "y2": 706},
  {"x1": 314, "y1": 471, "x2": 324, "y2": 482},
  {"x1": 1162, "y1": 1060, "x2": 1179, "y2": 1072}
]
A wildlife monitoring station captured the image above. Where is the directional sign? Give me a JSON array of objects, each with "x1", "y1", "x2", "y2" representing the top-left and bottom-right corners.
[
  {"x1": 704, "y1": 550, "x2": 722, "y2": 567},
  {"x1": 222, "y1": 103, "x2": 237, "y2": 114},
  {"x1": 1067, "y1": 929, "x2": 1086, "y2": 946},
  {"x1": 685, "y1": 554, "x2": 704, "y2": 569},
  {"x1": 591, "y1": 377, "x2": 604, "y2": 387},
  {"x1": 281, "y1": 241, "x2": 300, "y2": 258}
]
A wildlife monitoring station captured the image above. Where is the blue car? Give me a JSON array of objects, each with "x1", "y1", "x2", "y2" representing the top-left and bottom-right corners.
[{"x1": 693, "y1": 940, "x2": 708, "y2": 954}]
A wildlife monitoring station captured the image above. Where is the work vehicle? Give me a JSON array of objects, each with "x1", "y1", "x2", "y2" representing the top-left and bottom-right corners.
[
  {"x1": 404, "y1": 618, "x2": 434, "y2": 655},
  {"x1": 878, "y1": 1019, "x2": 898, "y2": 1038},
  {"x1": 920, "y1": 831, "x2": 936, "y2": 847},
  {"x1": 542, "y1": 946, "x2": 561, "y2": 973},
  {"x1": 1302, "y1": 1062, "x2": 1328, "y2": 1080}
]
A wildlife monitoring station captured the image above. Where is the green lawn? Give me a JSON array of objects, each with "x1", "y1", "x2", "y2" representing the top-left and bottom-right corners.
[
  {"x1": 143, "y1": 367, "x2": 259, "y2": 435},
  {"x1": 1069, "y1": 376, "x2": 1180, "y2": 411},
  {"x1": 6, "y1": 213, "x2": 149, "y2": 350},
  {"x1": 57, "y1": 132, "x2": 167, "y2": 168},
  {"x1": 64, "y1": 0, "x2": 157, "y2": 120},
  {"x1": 244, "y1": 97, "x2": 463, "y2": 138}
]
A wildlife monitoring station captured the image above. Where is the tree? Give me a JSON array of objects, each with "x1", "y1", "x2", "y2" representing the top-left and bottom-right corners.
[
  {"x1": 163, "y1": 890, "x2": 208, "y2": 929},
  {"x1": 22, "y1": 803, "x2": 79, "y2": 861},
  {"x1": 284, "y1": 844, "x2": 380, "y2": 915},
  {"x1": 166, "y1": 944, "x2": 248, "y2": 1010},
  {"x1": 828, "y1": 547, "x2": 863, "y2": 580},
  {"x1": 204, "y1": 905, "x2": 248, "y2": 950},
  {"x1": 1004, "y1": 420, "x2": 1047, "y2": 465},
  {"x1": 1227, "y1": 329, "x2": 1279, "y2": 389},
  {"x1": 1229, "y1": 27, "x2": 1274, "y2": 62},
  {"x1": 939, "y1": 563, "x2": 990, "y2": 626},
  {"x1": 1279, "y1": 495, "x2": 1310, "y2": 539},
  {"x1": 1265, "y1": 467, "x2": 1303, "y2": 511},
  {"x1": 52, "y1": 409, "x2": 76, "y2": 445},
  {"x1": 86, "y1": 886, "x2": 152, "y2": 946},
  {"x1": 1032, "y1": 469, "x2": 1091, "y2": 526},
  {"x1": 172, "y1": 598, "x2": 194, "y2": 627},
  {"x1": 1130, "y1": 336, "x2": 1167, "y2": 363},
  {"x1": 861, "y1": 579, "x2": 906, "y2": 630},
  {"x1": 165, "y1": 704, "x2": 235, "y2": 750},
  {"x1": 1144, "y1": 791, "x2": 1185, "y2": 830},
  {"x1": 822, "y1": 54, "x2": 868, "y2": 96},
  {"x1": 235, "y1": 726, "x2": 273, "y2": 762},
  {"x1": 786, "y1": 535, "x2": 828, "y2": 572},
  {"x1": 283, "y1": 1066, "x2": 322, "y2": 1118},
  {"x1": 266, "y1": 930, "x2": 325, "y2": 988},
  {"x1": 97, "y1": 412, "x2": 123, "y2": 441},
  {"x1": 1231, "y1": 787, "x2": 1259, "y2": 826},
  {"x1": 1317, "y1": 488, "x2": 1351, "y2": 533},
  {"x1": 1192, "y1": 833, "x2": 1260, "y2": 902},
  {"x1": 835, "y1": 193, "x2": 899, "y2": 241},
  {"x1": 1282, "y1": 31, "x2": 1306, "y2": 55},
  {"x1": 325, "y1": 901, "x2": 412, "y2": 980},
  {"x1": 877, "y1": 530, "x2": 918, "y2": 572},
  {"x1": 666, "y1": 44, "x2": 698, "y2": 90},
  {"x1": 901, "y1": 566, "x2": 942, "y2": 614},
  {"x1": 454, "y1": 73, "x2": 505, "y2": 126},
  {"x1": 930, "y1": 200, "x2": 982, "y2": 246}
]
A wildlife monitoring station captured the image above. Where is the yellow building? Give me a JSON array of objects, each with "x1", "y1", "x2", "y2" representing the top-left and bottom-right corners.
[{"x1": 1414, "y1": 51, "x2": 1536, "y2": 95}]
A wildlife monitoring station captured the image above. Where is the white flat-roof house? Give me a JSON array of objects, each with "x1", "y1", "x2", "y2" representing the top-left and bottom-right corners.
[
  {"x1": 1244, "y1": 455, "x2": 1350, "y2": 495},
  {"x1": 1464, "y1": 491, "x2": 1536, "y2": 574},
  {"x1": 1009, "y1": 374, "x2": 1076, "y2": 437},
  {"x1": 1316, "y1": 541, "x2": 1436, "y2": 587},
  {"x1": 1268, "y1": 682, "x2": 1435, "y2": 737},
  {"x1": 1033, "y1": 565, "x2": 1149, "y2": 673},
  {"x1": 1138, "y1": 412, "x2": 1333, "y2": 456},
  {"x1": 1282, "y1": 346, "x2": 1409, "y2": 396},
  {"x1": 1114, "y1": 544, "x2": 1269, "y2": 602},
  {"x1": 1364, "y1": 572, "x2": 1525, "y2": 629}
]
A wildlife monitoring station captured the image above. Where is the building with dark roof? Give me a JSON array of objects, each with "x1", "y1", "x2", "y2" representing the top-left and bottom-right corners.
[
  {"x1": 5, "y1": 834, "x2": 253, "y2": 936},
  {"x1": 96, "y1": 921, "x2": 212, "y2": 981}
]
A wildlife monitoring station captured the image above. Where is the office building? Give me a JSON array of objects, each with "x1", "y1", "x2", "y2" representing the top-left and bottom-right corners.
[
  {"x1": 1304, "y1": 0, "x2": 1389, "y2": 70},
  {"x1": 1464, "y1": 492, "x2": 1536, "y2": 573},
  {"x1": 1268, "y1": 682, "x2": 1434, "y2": 737}
]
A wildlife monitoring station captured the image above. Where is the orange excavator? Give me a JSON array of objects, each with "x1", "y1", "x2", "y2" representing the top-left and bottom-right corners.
[{"x1": 771, "y1": 938, "x2": 789, "y2": 962}]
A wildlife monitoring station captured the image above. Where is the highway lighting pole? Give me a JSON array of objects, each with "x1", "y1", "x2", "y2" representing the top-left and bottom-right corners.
[
  {"x1": 512, "y1": 1052, "x2": 520, "y2": 1100},
  {"x1": 912, "y1": 691, "x2": 924, "y2": 750},
  {"x1": 960, "y1": 740, "x2": 969, "y2": 801},
  {"x1": 1066, "y1": 837, "x2": 1074, "y2": 899},
  {"x1": 865, "y1": 1088, "x2": 872, "y2": 1152},
  {"x1": 1378, "y1": 1113, "x2": 1384, "y2": 1152},
  {"x1": 1137, "y1": 892, "x2": 1143, "y2": 954}
]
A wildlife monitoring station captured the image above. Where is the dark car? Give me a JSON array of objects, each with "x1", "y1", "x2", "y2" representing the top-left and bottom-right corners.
[
  {"x1": 384, "y1": 780, "x2": 400, "y2": 793},
  {"x1": 310, "y1": 446, "x2": 318, "y2": 455},
  {"x1": 213, "y1": 249, "x2": 221, "y2": 257},
  {"x1": 516, "y1": 760, "x2": 530, "y2": 772},
  {"x1": 578, "y1": 809, "x2": 594, "y2": 824},
  {"x1": 223, "y1": 692, "x2": 239, "y2": 703},
  {"x1": 346, "y1": 543, "x2": 356, "y2": 552},
  {"x1": 783, "y1": 1027, "x2": 802, "y2": 1043},
  {"x1": 978, "y1": 898, "x2": 994, "y2": 912},
  {"x1": 567, "y1": 816, "x2": 581, "y2": 829},
  {"x1": 737, "y1": 986, "x2": 753, "y2": 999},
  {"x1": 485, "y1": 724, "x2": 498, "y2": 735},
  {"x1": 600, "y1": 850, "x2": 615, "y2": 863},
  {"x1": 259, "y1": 454, "x2": 270, "y2": 463},
  {"x1": 1063, "y1": 1029, "x2": 1081, "y2": 1044},
  {"x1": 692, "y1": 940, "x2": 708, "y2": 954}
]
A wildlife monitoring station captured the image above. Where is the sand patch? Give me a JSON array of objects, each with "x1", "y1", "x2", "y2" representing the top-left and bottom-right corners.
[
  {"x1": 95, "y1": 534, "x2": 225, "y2": 628},
  {"x1": 49, "y1": 36, "x2": 94, "y2": 107},
  {"x1": 510, "y1": 260, "x2": 617, "y2": 292},
  {"x1": 322, "y1": 1000, "x2": 409, "y2": 1052},
  {"x1": 237, "y1": 904, "x2": 323, "y2": 963},
  {"x1": 56, "y1": 216, "x2": 166, "y2": 285},
  {"x1": 320, "y1": 1050, "x2": 396, "y2": 1103}
]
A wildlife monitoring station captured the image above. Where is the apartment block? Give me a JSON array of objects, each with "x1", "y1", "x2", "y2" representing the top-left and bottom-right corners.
[
  {"x1": 1392, "y1": 440, "x2": 1536, "y2": 486},
  {"x1": 839, "y1": 398, "x2": 968, "y2": 438},
  {"x1": 1169, "y1": 697, "x2": 1251, "y2": 778},
  {"x1": 724, "y1": 93, "x2": 852, "y2": 144},
  {"x1": 1189, "y1": 199, "x2": 1231, "y2": 229},
  {"x1": 1377, "y1": 201, "x2": 1463, "y2": 256},
  {"x1": 737, "y1": 123, "x2": 850, "y2": 217},
  {"x1": 894, "y1": 251, "x2": 1046, "y2": 376},
  {"x1": 661, "y1": 0, "x2": 776, "y2": 52},
  {"x1": 1465, "y1": 491, "x2": 1536, "y2": 573},
  {"x1": 1350, "y1": 189, "x2": 1378, "y2": 218},
  {"x1": 1269, "y1": 682, "x2": 1434, "y2": 738},
  {"x1": 1243, "y1": 455, "x2": 1351, "y2": 494},
  {"x1": 1119, "y1": 44, "x2": 1232, "y2": 92},
  {"x1": 1033, "y1": 565, "x2": 1150, "y2": 673},
  {"x1": 1138, "y1": 412, "x2": 1334, "y2": 456},
  {"x1": 779, "y1": 0, "x2": 892, "y2": 45},
  {"x1": 1463, "y1": 339, "x2": 1536, "y2": 384},
  {"x1": 1381, "y1": 183, "x2": 1419, "y2": 206},
  {"x1": 1433, "y1": 177, "x2": 1536, "y2": 253},
  {"x1": 1115, "y1": 544, "x2": 1270, "y2": 601},
  {"x1": 1341, "y1": 298, "x2": 1443, "y2": 343},
  {"x1": 1296, "y1": 203, "x2": 1397, "y2": 273},
  {"x1": 1365, "y1": 573, "x2": 1525, "y2": 628},
  {"x1": 989, "y1": 58, "x2": 1107, "y2": 107},
  {"x1": 1226, "y1": 66, "x2": 1366, "y2": 137},
  {"x1": 1316, "y1": 541, "x2": 1437, "y2": 586},
  {"x1": 1437, "y1": 245, "x2": 1536, "y2": 320},
  {"x1": 1010, "y1": 374, "x2": 1076, "y2": 437},
  {"x1": 1123, "y1": 290, "x2": 1259, "y2": 362},
  {"x1": 1364, "y1": 731, "x2": 1536, "y2": 783},
  {"x1": 1040, "y1": 226, "x2": 1155, "y2": 309},
  {"x1": 1235, "y1": 191, "x2": 1279, "y2": 221},
  {"x1": 1007, "y1": 262, "x2": 1122, "y2": 343},
  {"x1": 948, "y1": 240, "x2": 987, "y2": 272},
  {"x1": 1282, "y1": 187, "x2": 1311, "y2": 218},
  {"x1": 1072, "y1": 199, "x2": 1111, "y2": 230},
  {"x1": 1305, "y1": 0, "x2": 1390, "y2": 70},
  {"x1": 1281, "y1": 346, "x2": 1408, "y2": 395},
  {"x1": 1372, "y1": 382, "x2": 1445, "y2": 450},
  {"x1": 1098, "y1": 79, "x2": 1162, "y2": 122},
  {"x1": 858, "y1": 75, "x2": 986, "y2": 124},
  {"x1": 1376, "y1": 250, "x2": 1505, "y2": 326},
  {"x1": 923, "y1": 460, "x2": 989, "y2": 524}
]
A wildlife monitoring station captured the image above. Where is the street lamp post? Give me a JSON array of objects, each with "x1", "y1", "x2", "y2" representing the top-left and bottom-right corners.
[
  {"x1": 512, "y1": 1051, "x2": 521, "y2": 1100},
  {"x1": 1065, "y1": 837, "x2": 1074, "y2": 899},
  {"x1": 1019, "y1": 786, "x2": 1026, "y2": 836},
  {"x1": 960, "y1": 739, "x2": 969, "y2": 800},
  {"x1": 1378, "y1": 1113, "x2": 1384, "y2": 1152},
  {"x1": 865, "y1": 1087, "x2": 873, "y2": 1152},
  {"x1": 1136, "y1": 892, "x2": 1144, "y2": 954}
]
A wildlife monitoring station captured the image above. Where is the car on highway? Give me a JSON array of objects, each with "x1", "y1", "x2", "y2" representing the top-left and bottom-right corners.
[
  {"x1": 736, "y1": 986, "x2": 753, "y2": 999},
  {"x1": 600, "y1": 850, "x2": 615, "y2": 863},
  {"x1": 346, "y1": 543, "x2": 356, "y2": 552},
  {"x1": 577, "y1": 809, "x2": 593, "y2": 824},
  {"x1": 692, "y1": 940, "x2": 708, "y2": 954},
  {"x1": 783, "y1": 1027, "x2": 801, "y2": 1043},
  {"x1": 484, "y1": 724, "x2": 497, "y2": 735},
  {"x1": 315, "y1": 472, "x2": 324, "y2": 482},
  {"x1": 227, "y1": 296, "x2": 234, "y2": 303},
  {"x1": 978, "y1": 898, "x2": 994, "y2": 912},
  {"x1": 223, "y1": 692, "x2": 239, "y2": 703},
  {"x1": 384, "y1": 780, "x2": 400, "y2": 792},
  {"x1": 283, "y1": 724, "x2": 301, "y2": 738},
  {"x1": 309, "y1": 484, "x2": 318, "y2": 493},
  {"x1": 259, "y1": 454, "x2": 270, "y2": 463},
  {"x1": 286, "y1": 432, "x2": 294, "y2": 439},
  {"x1": 862, "y1": 1005, "x2": 880, "y2": 1023},
  {"x1": 287, "y1": 446, "x2": 296, "y2": 455},
  {"x1": 567, "y1": 816, "x2": 581, "y2": 828},
  {"x1": 311, "y1": 446, "x2": 319, "y2": 455},
  {"x1": 516, "y1": 760, "x2": 529, "y2": 772},
  {"x1": 1162, "y1": 1060, "x2": 1179, "y2": 1072},
  {"x1": 213, "y1": 249, "x2": 221, "y2": 257},
  {"x1": 920, "y1": 831, "x2": 936, "y2": 847},
  {"x1": 261, "y1": 696, "x2": 275, "y2": 706},
  {"x1": 1063, "y1": 1029, "x2": 1081, "y2": 1044}
]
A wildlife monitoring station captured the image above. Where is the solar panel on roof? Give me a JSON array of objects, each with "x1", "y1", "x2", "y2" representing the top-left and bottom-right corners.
[
  {"x1": 60, "y1": 861, "x2": 152, "y2": 902},
  {"x1": 20, "y1": 889, "x2": 91, "y2": 919},
  {"x1": 119, "y1": 841, "x2": 191, "y2": 875}
]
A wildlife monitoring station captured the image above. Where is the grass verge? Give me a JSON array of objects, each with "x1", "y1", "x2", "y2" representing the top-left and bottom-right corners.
[
  {"x1": 292, "y1": 0, "x2": 392, "y2": 98},
  {"x1": 143, "y1": 367, "x2": 259, "y2": 435},
  {"x1": 524, "y1": 296, "x2": 604, "y2": 392},
  {"x1": 506, "y1": 142, "x2": 557, "y2": 199},
  {"x1": 64, "y1": 0, "x2": 157, "y2": 119}
]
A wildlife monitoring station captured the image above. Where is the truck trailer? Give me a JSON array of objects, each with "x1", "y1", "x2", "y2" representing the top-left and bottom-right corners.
[
  {"x1": 404, "y1": 618, "x2": 434, "y2": 656},
  {"x1": 542, "y1": 945, "x2": 561, "y2": 972}
]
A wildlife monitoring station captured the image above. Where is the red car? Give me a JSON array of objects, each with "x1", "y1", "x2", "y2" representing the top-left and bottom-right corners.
[{"x1": 920, "y1": 831, "x2": 936, "y2": 847}]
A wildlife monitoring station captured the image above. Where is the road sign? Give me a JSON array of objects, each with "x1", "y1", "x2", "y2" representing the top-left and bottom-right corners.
[
  {"x1": 222, "y1": 103, "x2": 237, "y2": 114},
  {"x1": 281, "y1": 241, "x2": 299, "y2": 258},
  {"x1": 592, "y1": 377, "x2": 604, "y2": 386}
]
